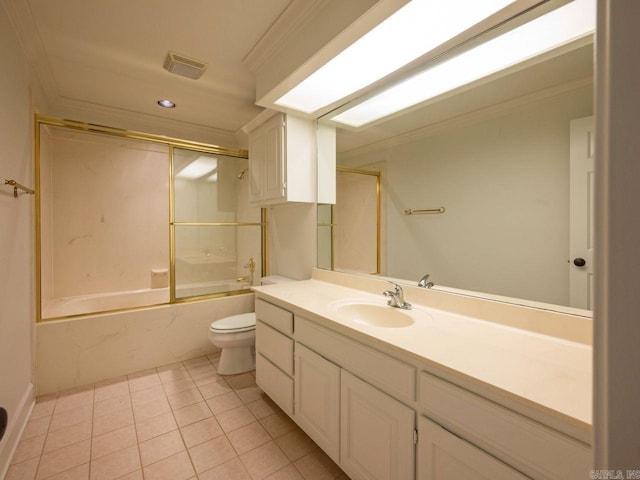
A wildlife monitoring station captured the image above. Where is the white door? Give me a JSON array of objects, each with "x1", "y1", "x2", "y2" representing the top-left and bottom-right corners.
[
  {"x1": 417, "y1": 417, "x2": 529, "y2": 480},
  {"x1": 569, "y1": 116, "x2": 595, "y2": 310},
  {"x1": 341, "y1": 371, "x2": 415, "y2": 480}
]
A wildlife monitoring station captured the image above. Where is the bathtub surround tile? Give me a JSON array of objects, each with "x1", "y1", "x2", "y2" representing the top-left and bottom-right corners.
[
  {"x1": 43, "y1": 420, "x2": 92, "y2": 453},
  {"x1": 227, "y1": 421, "x2": 272, "y2": 455},
  {"x1": 198, "y1": 457, "x2": 251, "y2": 480},
  {"x1": 188, "y1": 436, "x2": 237, "y2": 474},
  {"x1": 167, "y1": 388, "x2": 204, "y2": 410},
  {"x1": 139, "y1": 430, "x2": 185, "y2": 466},
  {"x1": 89, "y1": 444, "x2": 140, "y2": 480},
  {"x1": 179, "y1": 417, "x2": 223, "y2": 448},
  {"x1": 92, "y1": 407, "x2": 134, "y2": 437},
  {"x1": 240, "y1": 441, "x2": 290, "y2": 480},
  {"x1": 135, "y1": 411, "x2": 177, "y2": 442},
  {"x1": 36, "y1": 439, "x2": 91, "y2": 480},
  {"x1": 91, "y1": 425, "x2": 137, "y2": 460},
  {"x1": 5, "y1": 457, "x2": 39, "y2": 480},
  {"x1": 143, "y1": 451, "x2": 195, "y2": 480}
]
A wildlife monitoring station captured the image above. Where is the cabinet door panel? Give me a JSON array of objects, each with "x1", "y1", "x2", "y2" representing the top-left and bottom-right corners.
[
  {"x1": 263, "y1": 114, "x2": 285, "y2": 201},
  {"x1": 295, "y1": 343, "x2": 340, "y2": 463},
  {"x1": 256, "y1": 353, "x2": 293, "y2": 416},
  {"x1": 341, "y1": 371, "x2": 414, "y2": 480},
  {"x1": 418, "y1": 417, "x2": 529, "y2": 480}
]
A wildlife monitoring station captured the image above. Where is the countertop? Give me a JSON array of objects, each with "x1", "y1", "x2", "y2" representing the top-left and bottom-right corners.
[{"x1": 252, "y1": 279, "x2": 592, "y2": 433}]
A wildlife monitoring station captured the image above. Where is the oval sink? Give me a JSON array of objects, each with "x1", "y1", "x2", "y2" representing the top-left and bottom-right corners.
[{"x1": 333, "y1": 302, "x2": 417, "y2": 328}]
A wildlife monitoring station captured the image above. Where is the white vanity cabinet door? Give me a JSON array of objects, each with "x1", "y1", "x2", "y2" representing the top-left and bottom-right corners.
[
  {"x1": 340, "y1": 371, "x2": 415, "y2": 480},
  {"x1": 418, "y1": 417, "x2": 529, "y2": 480},
  {"x1": 295, "y1": 343, "x2": 341, "y2": 463}
]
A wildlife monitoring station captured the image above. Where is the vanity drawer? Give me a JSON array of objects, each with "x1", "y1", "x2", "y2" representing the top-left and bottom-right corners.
[
  {"x1": 296, "y1": 315, "x2": 415, "y2": 403},
  {"x1": 256, "y1": 353, "x2": 294, "y2": 416},
  {"x1": 255, "y1": 298, "x2": 294, "y2": 335},
  {"x1": 256, "y1": 320, "x2": 294, "y2": 375},
  {"x1": 419, "y1": 372, "x2": 590, "y2": 480}
]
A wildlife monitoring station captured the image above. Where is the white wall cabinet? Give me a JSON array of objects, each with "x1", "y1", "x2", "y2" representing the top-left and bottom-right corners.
[
  {"x1": 248, "y1": 112, "x2": 316, "y2": 206},
  {"x1": 294, "y1": 343, "x2": 340, "y2": 462},
  {"x1": 417, "y1": 417, "x2": 529, "y2": 480},
  {"x1": 341, "y1": 370, "x2": 415, "y2": 480}
]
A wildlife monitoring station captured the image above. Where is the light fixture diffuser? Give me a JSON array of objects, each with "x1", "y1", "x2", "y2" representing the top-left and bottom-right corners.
[
  {"x1": 330, "y1": 0, "x2": 596, "y2": 127},
  {"x1": 275, "y1": 0, "x2": 518, "y2": 114}
]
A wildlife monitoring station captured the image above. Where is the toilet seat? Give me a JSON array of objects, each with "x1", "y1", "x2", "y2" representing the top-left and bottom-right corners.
[{"x1": 210, "y1": 312, "x2": 255, "y2": 334}]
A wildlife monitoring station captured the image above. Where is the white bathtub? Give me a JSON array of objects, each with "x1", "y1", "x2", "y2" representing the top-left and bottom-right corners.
[{"x1": 42, "y1": 281, "x2": 251, "y2": 319}]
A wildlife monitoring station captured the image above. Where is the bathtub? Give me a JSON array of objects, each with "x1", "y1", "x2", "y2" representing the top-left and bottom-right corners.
[{"x1": 41, "y1": 280, "x2": 251, "y2": 319}]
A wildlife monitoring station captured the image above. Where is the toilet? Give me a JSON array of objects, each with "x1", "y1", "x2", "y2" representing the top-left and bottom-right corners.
[{"x1": 208, "y1": 275, "x2": 293, "y2": 375}]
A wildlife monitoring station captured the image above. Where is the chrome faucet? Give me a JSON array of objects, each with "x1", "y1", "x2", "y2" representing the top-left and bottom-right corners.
[
  {"x1": 418, "y1": 274, "x2": 434, "y2": 289},
  {"x1": 383, "y1": 282, "x2": 412, "y2": 310}
]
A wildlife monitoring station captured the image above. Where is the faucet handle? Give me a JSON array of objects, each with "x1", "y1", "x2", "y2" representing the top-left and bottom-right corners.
[{"x1": 387, "y1": 281, "x2": 402, "y2": 293}]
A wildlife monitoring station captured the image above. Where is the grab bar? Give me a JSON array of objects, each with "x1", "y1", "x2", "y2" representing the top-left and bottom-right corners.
[
  {"x1": 404, "y1": 207, "x2": 445, "y2": 215},
  {"x1": 4, "y1": 179, "x2": 35, "y2": 198}
]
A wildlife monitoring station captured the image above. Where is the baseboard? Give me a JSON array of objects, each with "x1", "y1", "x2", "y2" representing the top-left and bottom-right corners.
[{"x1": 0, "y1": 383, "x2": 35, "y2": 479}]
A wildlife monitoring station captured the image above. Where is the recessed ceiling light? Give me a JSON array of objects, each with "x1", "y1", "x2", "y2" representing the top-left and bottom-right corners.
[{"x1": 157, "y1": 99, "x2": 176, "y2": 108}]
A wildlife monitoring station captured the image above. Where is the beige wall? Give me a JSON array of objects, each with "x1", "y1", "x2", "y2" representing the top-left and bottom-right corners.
[
  {"x1": 0, "y1": 5, "x2": 37, "y2": 474},
  {"x1": 342, "y1": 87, "x2": 592, "y2": 307}
]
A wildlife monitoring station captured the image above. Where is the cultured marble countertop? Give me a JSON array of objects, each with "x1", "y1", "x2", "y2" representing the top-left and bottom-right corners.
[{"x1": 252, "y1": 279, "x2": 592, "y2": 431}]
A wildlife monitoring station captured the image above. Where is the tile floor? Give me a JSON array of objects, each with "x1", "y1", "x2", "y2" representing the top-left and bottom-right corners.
[{"x1": 6, "y1": 353, "x2": 351, "y2": 480}]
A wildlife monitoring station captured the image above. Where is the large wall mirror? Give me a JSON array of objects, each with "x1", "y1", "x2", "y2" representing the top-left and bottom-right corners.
[{"x1": 317, "y1": 9, "x2": 594, "y2": 316}]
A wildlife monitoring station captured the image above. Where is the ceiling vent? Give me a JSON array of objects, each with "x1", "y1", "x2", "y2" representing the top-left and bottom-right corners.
[{"x1": 163, "y1": 51, "x2": 207, "y2": 80}]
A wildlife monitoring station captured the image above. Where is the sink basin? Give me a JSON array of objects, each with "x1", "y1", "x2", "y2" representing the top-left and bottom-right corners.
[{"x1": 330, "y1": 300, "x2": 429, "y2": 328}]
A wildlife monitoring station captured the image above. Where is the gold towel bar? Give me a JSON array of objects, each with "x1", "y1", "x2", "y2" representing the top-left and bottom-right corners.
[
  {"x1": 4, "y1": 179, "x2": 35, "y2": 198},
  {"x1": 404, "y1": 207, "x2": 445, "y2": 215}
]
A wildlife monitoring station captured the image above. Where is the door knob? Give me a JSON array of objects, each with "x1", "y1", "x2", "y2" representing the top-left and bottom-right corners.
[{"x1": 573, "y1": 258, "x2": 586, "y2": 267}]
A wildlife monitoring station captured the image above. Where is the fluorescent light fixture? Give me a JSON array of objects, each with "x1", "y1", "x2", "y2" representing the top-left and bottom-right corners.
[
  {"x1": 177, "y1": 156, "x2": 217, "y2": 179},
  {"x1": 275, "y1": 0, "x2": 517, "y2": 114},
  {"x1": 330, "y1": 0, "x2": 595, "y2": 127}
]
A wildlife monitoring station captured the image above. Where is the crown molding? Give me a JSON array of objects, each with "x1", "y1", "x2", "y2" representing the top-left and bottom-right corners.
[{"x1": 339, "y1": 77, "x2": 594, "y2": 162}]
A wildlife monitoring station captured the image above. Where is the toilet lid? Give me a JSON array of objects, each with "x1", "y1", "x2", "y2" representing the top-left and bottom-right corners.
[{"x1": 210, "y1": 313, "x2": 256, "y2": 333}]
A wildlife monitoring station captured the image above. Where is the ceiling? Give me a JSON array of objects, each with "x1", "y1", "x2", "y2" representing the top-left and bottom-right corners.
[{"x1": 4, "y1": 0, "x2": 298, "y2": 139}]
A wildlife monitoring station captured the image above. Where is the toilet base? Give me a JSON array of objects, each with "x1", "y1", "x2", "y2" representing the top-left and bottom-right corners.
[{"x1": 217, "y1": 346, "x2": 256, "y2": 375}]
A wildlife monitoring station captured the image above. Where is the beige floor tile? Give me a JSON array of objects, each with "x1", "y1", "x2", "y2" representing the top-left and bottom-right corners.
[
  {"x1": 36, "y1": 439, "x2": 90, "y2": 480},
  {"x1": 54, "y1": 388, "x2": 94, "y2": 415},
  {"x1": 47, "y1": 462, "x2": 90, "y2": 479},
  {"x1": 183, "y1": 356, "x2": 211, "y2": 368},
  {"x1": 92, "y1": 407, "x2": 134, "y2": 437},
  {"x1": 11, "y1": 434, "x2": 46, "y2": 464},
  {"x1": 167, "y1": 388, "x2": 203, "y2": 410},
  {"x1": 180, "y1": 417, "x2": 224, "y2": 448},
  {"x1": 139, "y1": 430, "x2": 185, "y2": 466},
  {"x1": 206, "y1": 391, "x2": 243, "y2": 415},
  {"x1": 31, "y1": 397, "x2": 57, "y2": 420},
  {"x1": 113, "y1": 470, "x2": 143, "y2": 480},
  {"x1": 259, "y1": 411, "x2": 298, "y2": 439},
  {"x1": 135, "y1": 411, "x2": 177, "y2": 442},
  {"x1": 186, "y1": 363, "x2": 216, "y2": 377},
  {"x1": 198, "y1": 457, "x2": 251, "y2": 480},
  {"x1": 5, "y1": 457, "x2": 39, "y2": 480},
  {"x1": 93, "y1": 377, "x2": 129, "y2": 403},
  {"x1": 188, "y1": 436, "x2": 237, "y2": 474},
  {"x1": 294, "y1": 450, "x2": 343, "y2": 480},
  {"x1": 274, "y1": 428, "x2": 319, "y2": 462},
  {"x1": 128, "y1": 370, "x2": 161, "y2": 393},
  {"x1": 130, "y1": 384, "x2": 165, "y2": 407},
  {"x1": 132, "y1": 397, "x2": 171, "y2": 423},
  {"x1": 224, "y1": 373, "x2": 255, "y2": 390},
  {"x1": 217, "y1": 405, "x2": 257, "y2": 433},
  {"x1": 265, "y1": 464, "x2": 305, "y2": 480},
  {"x1": 247, "y1": 397, "x2": 279, "y2": 420},
  {"x1": 236, "y1": 385, "x2": 267, "y2": 404},
  {"x1": 44, "y1": 420, "x2": 92, "y2": 454},
  {"x1": 91, "y1": 425, "x2": 137, "y2": 460},
  {"x1": 93, "y1": 394, "x2": 131, "y2": 418},
  {"x1": 143, "y1": 451, "x2": 195, "y2": 480},
  {"x1": 239, "y1": 441, "x2": 290, "y2": 480},
  {"x1": 49, "y1": 404, "x2": 93, "y2": 432},
  {"x1": 161, "y1": 377, "x2": 196, "y2": 395},
  {"x1": 198, "y1": 380, "x2": 232, "y2": 399},
  {"x1": 89, "y1": 444, "x2": 140, "y2": 480},
  {"x1": 227, "y1": 421, "x2": 272, "y2": 455},
  {"x1": 192, "y1": 371, "x2": 224, "y2": 388},
  {"x1": 172, "y1": 401, "x2": 212, "y2": 427},
  {"x1": 21, "y1": 416, "x2": 51, "y2": 441}
]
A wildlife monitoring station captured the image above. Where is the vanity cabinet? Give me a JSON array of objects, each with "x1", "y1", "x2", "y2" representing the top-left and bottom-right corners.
[
  {"x1": 417, "y1": 417, "x2": 528, "y2": 480},
  {"x1": 248, "y1": 112, "x2": 316, "y2": 206}
]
